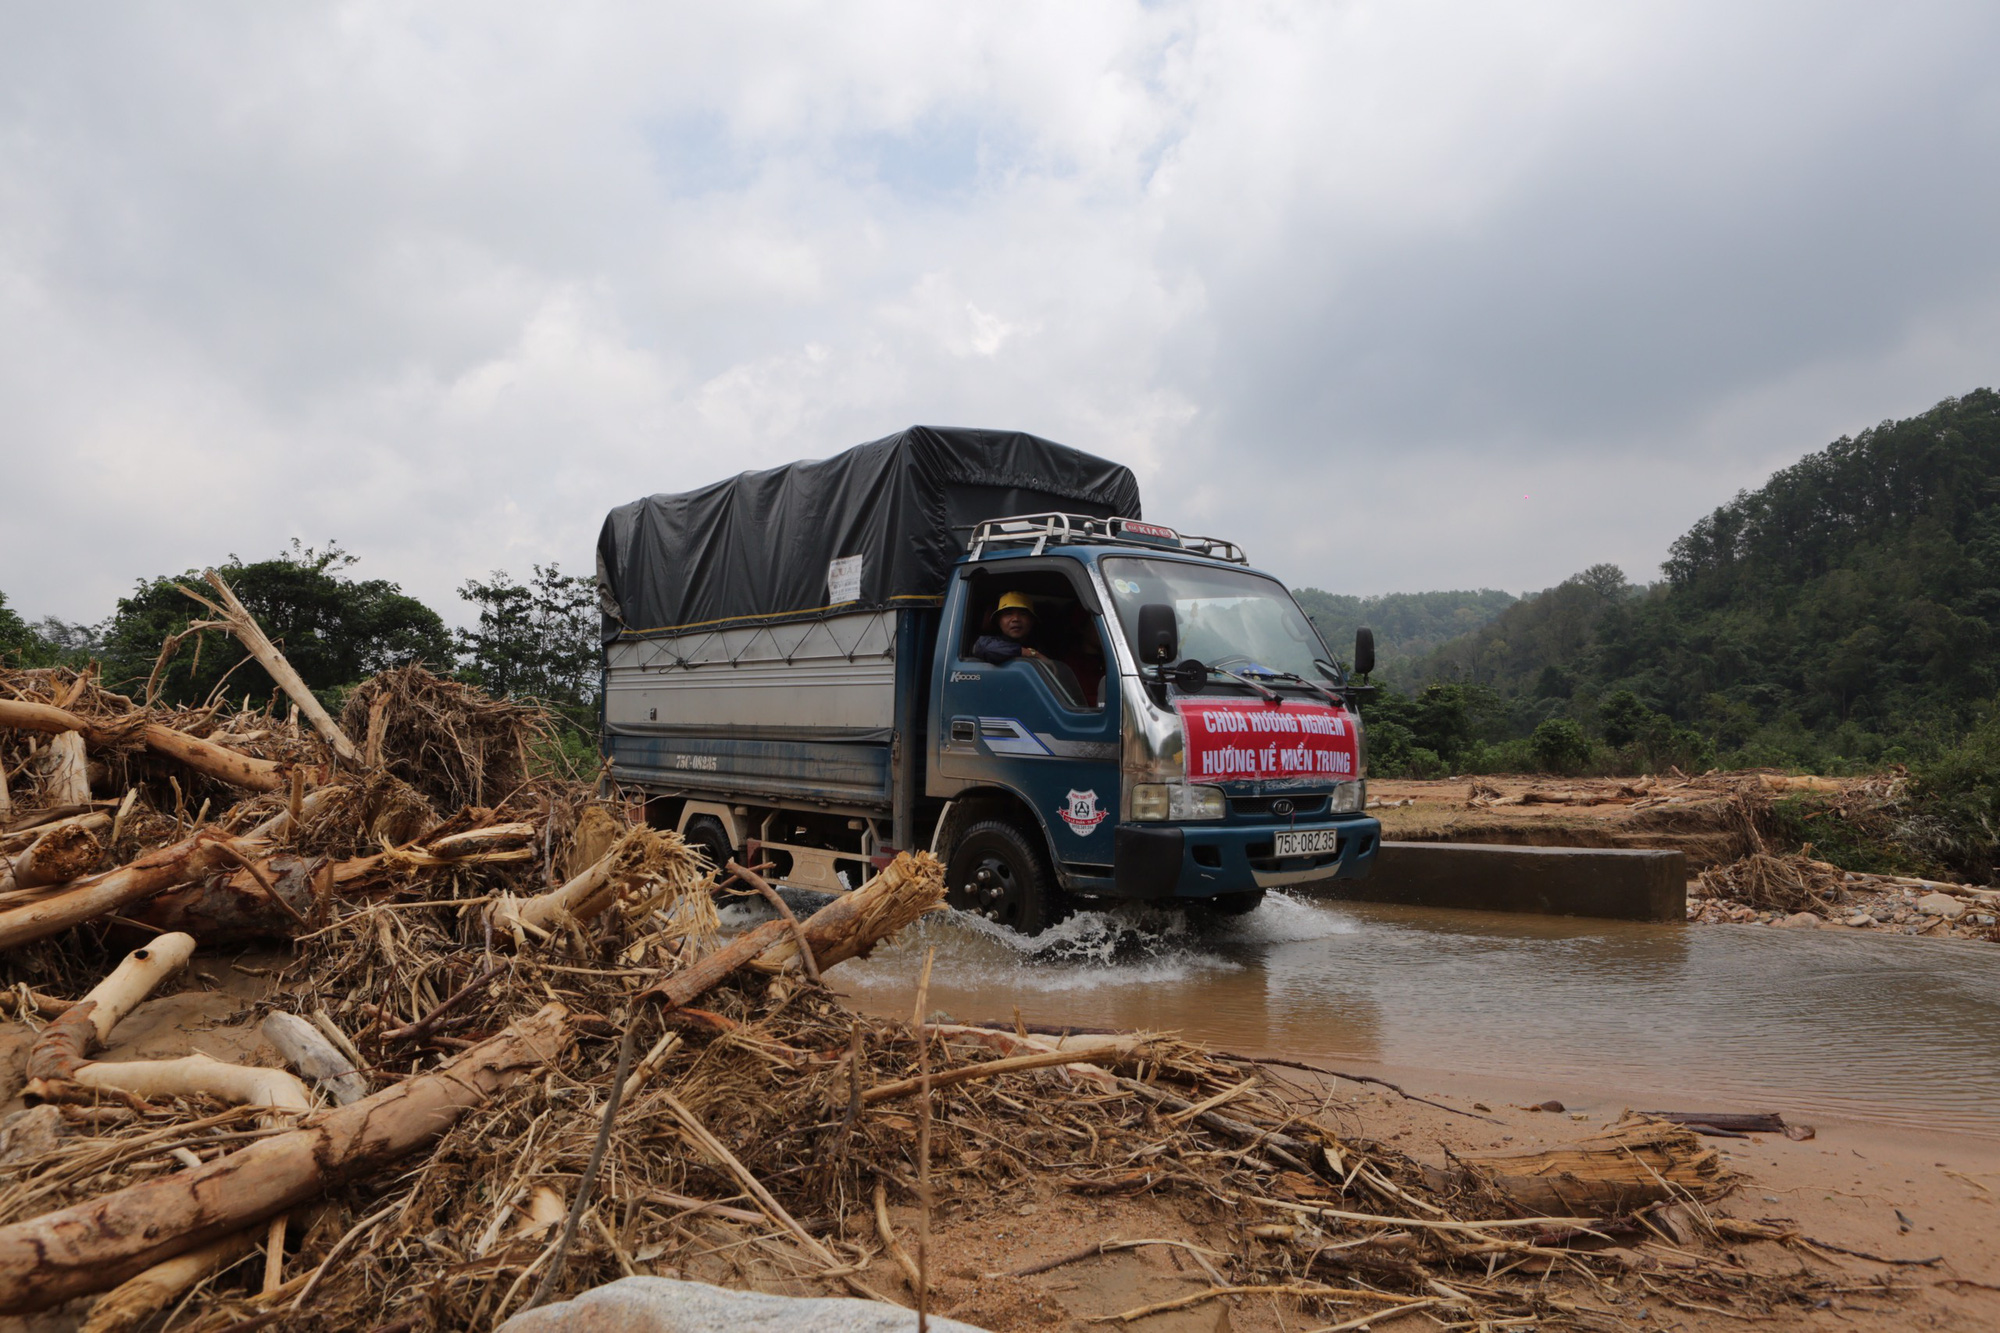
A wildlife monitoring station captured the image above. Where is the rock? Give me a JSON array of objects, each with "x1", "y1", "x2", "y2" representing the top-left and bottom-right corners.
[
  {"x1": 1777, "y1": 911, "x2": 1822, "y2": 929},
  {"x1": 1917, "y1": 892, "x2": 1966, "y2": 920},
  {"x1": 496, "y1": 1277, "x2": 993, "y2": 1333},
  {"x1": 1843, "y1": 912, "x2": 1873, "y2": 928},
  {"x1": 0, "y1": 1106, "x2": 65, "y2": 1167}
]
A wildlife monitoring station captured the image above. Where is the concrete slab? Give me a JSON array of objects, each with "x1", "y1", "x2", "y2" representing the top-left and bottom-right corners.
[{"x1": 1305, "y1": 840, "x2": 1687, "y2": 922}]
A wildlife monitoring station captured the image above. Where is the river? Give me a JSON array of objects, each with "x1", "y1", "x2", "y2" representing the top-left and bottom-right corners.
[{"x1": 802, "y1": 892, "x2": 2000, "y2": 1138}]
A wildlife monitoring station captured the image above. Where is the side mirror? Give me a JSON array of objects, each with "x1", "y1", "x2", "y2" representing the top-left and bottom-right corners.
[
  {"x1": 1354, "y1": 627, "x2": 1375, "y2": 677},
  {"x1": 1136, "y1": 603, "x2": 1179, "y2": 664}
]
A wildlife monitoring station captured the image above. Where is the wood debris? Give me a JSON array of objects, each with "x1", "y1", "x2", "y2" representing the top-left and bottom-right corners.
[{"x1": 0, "y1": 612, "x2": 1909, "y2": 1327}]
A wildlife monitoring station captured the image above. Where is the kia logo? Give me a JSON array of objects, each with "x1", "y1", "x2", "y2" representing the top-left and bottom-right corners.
[{"x1": 1272, "y1": 798, "x2": 1294, "y2": 816}]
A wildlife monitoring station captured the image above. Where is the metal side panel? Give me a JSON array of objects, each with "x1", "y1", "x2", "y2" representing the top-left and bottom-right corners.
[
  {"x1": 607, "y1": 731, "x2": 895, "y2": 809},
  {"x1": 606, "y1": 610, "x2": 897, "y2": 735}
]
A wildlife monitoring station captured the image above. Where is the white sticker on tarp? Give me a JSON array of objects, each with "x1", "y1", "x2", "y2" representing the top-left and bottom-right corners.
[{"x1": 827, "y1": 554, "x2": 863, "y2": 603}]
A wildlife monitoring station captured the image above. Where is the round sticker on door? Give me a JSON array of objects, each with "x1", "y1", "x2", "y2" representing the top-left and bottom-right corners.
[{"x1": 1059, "y1": 789, "x2": 1108, "y2": 835}]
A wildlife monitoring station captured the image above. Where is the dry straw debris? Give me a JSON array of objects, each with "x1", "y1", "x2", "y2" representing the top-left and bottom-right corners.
[{"x1": 0, "y1": 596, "x2": 1916, "y2": 1328}]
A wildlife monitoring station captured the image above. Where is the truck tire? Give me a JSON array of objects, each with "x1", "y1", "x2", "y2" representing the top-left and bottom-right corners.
[
  {"x1": 944, "y1": 819, "x2": 1068, "y2": 936},
  {"x1": 683, "y1": 815, "x2": 734, "y2": 877}
]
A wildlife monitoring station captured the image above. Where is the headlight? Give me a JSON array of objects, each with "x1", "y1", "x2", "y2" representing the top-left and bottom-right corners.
[
  {"x1": 1129, "y1": 783, "x2": 1226, "y2": 821},
  {"x1": 1330, "y1": 780, "x2": 1367, "y2": 813}
]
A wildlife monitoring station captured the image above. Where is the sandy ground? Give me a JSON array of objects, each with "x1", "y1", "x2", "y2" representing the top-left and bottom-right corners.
[
  {"x1": 1367, "y1": 774, "x2": 1812, "y2": 868},
  {"x1": 864, "y1": 1071, "x2": 2000, "y2": 1333},
  {"x1": 6, "y1": 946, "x2": 1995, "y2": 1333}
]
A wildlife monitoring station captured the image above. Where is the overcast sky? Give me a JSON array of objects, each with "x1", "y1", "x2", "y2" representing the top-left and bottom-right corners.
[{"x1": 4, "y1": 2, "x2": 1998, "y2": 626}]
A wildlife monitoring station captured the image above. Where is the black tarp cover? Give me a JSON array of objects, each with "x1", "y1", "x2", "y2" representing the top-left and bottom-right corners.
[{"x1": 598, "y1": 426, "x2": 1142, "y2": 640}]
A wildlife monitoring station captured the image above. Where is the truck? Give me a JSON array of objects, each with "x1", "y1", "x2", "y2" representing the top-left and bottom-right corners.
[{"x1": 596, "y1": 426, "x2": 1380, "y2": 932}]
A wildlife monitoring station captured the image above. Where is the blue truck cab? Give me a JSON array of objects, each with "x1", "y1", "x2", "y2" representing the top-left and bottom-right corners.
[{"x1": 597, "y1": 427, "x2": 1378, "y2": 933}]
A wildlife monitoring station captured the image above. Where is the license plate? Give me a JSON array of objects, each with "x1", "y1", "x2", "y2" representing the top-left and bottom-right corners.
[{"x1": 1273, "y1": 828, "x2": 1341, "y2": 858}]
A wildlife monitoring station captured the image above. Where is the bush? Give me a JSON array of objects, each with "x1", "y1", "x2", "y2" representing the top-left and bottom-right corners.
[
  {"x1": 1530, "y1": 717, "x2": 1593, "y2": 774},
  {"x1": 1404, "y1": 746, "x2": 1449, "y2": 779},
  {"x1": 1908, "y1": 709, "x2": 2000, "y2": 882}
]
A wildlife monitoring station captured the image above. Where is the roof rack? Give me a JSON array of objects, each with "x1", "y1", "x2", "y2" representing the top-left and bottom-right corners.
[{"x1": 966, "y1": 513, "x2": 1248, "y2": 564}]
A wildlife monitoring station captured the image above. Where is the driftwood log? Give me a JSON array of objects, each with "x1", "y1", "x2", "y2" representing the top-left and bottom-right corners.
[
  {"x1": 489, "y1": 826, "x2": 699, "y2": 941},
  {"x1": 0, "y1": 844, "x2": 938, "y2": 1310},
  {"x1": 262, "y1": 1012, "x2": 368, "y2": 1106},
  {"x1": 0, "y1": 816, "x2": 106, "y2": 896},
  {"x1": 1449, "y1": 1117, "x2": 1725, "y2": 1214},
  {"x1": 751, "y1": 850, "x2": 944, "y2": 975},
  {"x1": 79, "y1": 1230, "x2": 263, "y2": 1333},
  {"x1": 0, "y1": 699, "x2": 292, "y2": 794},
  {"x1": 25, "y1": 932, "x2": 199, "y2": 1096},
  {"x1": 0, "y1": 829, "x2": 256, "y2": 952},
  {"x1": 24, "y1": 933, "x2": 313, "y2": 1113},
  {"x1": 0, "y1": 1003, "x2": 574, "y2": 1312},
  {"x1": 44, "y1": 731, "x2": 92, "y2": 807}
]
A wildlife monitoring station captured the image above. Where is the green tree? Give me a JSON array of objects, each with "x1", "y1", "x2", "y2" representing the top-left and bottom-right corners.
[
  {"x1": 456, "y1": 564, "x2": 599, "y2": 717},
  {"x1": 0, "y1": 592, "x2": 42, "y2": 667},
  {"x1": 1598, "y1": 690, "x2": 1655, "y2": 748},
  {"x1": 1290, "y1": 587, "x2": 1516, "y2": 677},
  {"x1": 102, "y1": 541, "x2": 452, "y2": 707},
  {"x1": 1390, "y1": 389, "x2": 2000, "y2": 771},
  {"x1": 1530, "y1": 717, "x2": 1592, "y2": 774}
]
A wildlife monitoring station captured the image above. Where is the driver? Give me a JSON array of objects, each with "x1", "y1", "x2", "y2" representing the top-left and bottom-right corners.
[{"x1": 971, "y1": 591, "x2": 1046, "y2": 665}]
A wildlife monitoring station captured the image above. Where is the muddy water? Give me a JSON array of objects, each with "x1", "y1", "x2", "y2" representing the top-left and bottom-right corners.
[{"x1": 808, "y1": 894, "x2": 2000, "y2": 1139}]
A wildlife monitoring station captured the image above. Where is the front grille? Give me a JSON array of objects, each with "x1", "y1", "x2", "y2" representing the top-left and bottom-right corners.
[{"x1": 1228, "y1": 794, "x2": 1330, "y2": 819}]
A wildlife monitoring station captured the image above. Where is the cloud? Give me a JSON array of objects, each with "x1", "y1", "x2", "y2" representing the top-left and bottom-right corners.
[{"x1": 1, "y1": 1, "x2": 1996, "y2": 625}]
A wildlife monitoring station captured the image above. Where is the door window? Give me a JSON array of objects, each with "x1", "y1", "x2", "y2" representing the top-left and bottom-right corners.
[{"x1": 957, "y1": 566, "x2": 1110, "y2": 710}]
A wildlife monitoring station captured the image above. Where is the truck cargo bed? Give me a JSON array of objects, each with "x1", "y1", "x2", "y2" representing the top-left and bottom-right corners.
[{"x1": 604, "y1": 609, "x2": 901, "y2": 812}]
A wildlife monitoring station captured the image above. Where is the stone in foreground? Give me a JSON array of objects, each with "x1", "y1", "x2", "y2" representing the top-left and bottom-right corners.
[{"x1": 497, "y1": 1277, "x2": 992, "y2": 1333}]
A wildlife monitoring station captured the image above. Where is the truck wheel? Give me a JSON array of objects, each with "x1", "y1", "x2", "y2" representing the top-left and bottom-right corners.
[
  {"x1": 683, "y1": 815, "x2": 734, "y2": 877},
  {"x1": 945, "y1": 820, "x2": 1068, "y2": 935}
]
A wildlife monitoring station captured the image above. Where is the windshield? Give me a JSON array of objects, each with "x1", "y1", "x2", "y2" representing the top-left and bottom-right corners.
[{"x1": 1101, "y1": 557, "x2": 1333, "y2": 686}]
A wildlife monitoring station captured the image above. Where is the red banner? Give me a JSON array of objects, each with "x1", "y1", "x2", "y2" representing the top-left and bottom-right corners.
[{"x1": 1174, "y1": 699, "x2": 1359, "y2": 783}]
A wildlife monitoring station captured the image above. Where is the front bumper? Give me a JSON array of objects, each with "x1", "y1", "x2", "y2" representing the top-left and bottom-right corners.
[{"x1": 1113, "y1": 816, "x2": 1381, "y2": 899}]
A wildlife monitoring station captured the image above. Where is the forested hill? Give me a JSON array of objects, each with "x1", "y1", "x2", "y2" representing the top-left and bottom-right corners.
[
  {"x1": 1291, "y1": 587, "x2": 1516, "y2": 668},
  {"x1": 1407, "y1": 388, "x2": 2000, "y2": 769}
]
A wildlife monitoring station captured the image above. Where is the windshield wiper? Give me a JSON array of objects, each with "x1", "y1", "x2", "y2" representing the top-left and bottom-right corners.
[
  {"x1": 1198, "y1": 663, "x2": 1280, "y2": 702},
  {"x1": 1259, "y1": 669, "x2": 1345, "y2": 708}
]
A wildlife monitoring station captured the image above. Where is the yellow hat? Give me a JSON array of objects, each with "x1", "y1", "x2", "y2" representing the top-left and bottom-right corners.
[{"x1": 995, "y1": 591, "x2": 1036, "y2": 616}]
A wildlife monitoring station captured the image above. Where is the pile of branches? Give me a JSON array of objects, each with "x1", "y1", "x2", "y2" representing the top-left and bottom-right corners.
[
  {"x1": 1695, "y1": 851, "x2": 1852, "y2": 914},
  {"x1": 0, "y1": 886, "x2": 1864, "y2": 1332},
  {"x1": 0, "y1": 581, "x2": 1896, "y2": 1328},
  {"x1": 339, "y1": 666, "x2": 549, "y2": 810}
]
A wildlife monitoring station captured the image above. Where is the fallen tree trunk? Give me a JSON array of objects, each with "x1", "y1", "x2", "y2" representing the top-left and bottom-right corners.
[
  {"x1": 136, "y1": 722, "x2": 291, "y2": 793},
  {"x1": 183, "y1": 570, "x2": 362, "y2": 764},
  {"x1": 641, "y1": 919, "x2": 792, "y2": 1008},
  {"x1": 750, "y1": 850, "x2": 944, "y2": 975},
  {"x1": 124, "y1": 851, "x2": 324, "y2": 943},
  {"x1": 0, "y1": 807, "x2": 109, "y2": 852},
  {"x1": 0, "y1": 699, "x2": 292, "y2": 793},
  {"x1": 25, "y1": 933, "x2": 313, "y2": 1113},
  {"x1": 0, "y1": 1002, "x2": 573, "y2": 1312},
  {"x1": 0, "y1": 830, "x2": 253, "y2": 952}
]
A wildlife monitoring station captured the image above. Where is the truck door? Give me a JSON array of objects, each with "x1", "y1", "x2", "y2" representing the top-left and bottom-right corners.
[{"x1": 936, "y1": 560, "x2": 1121, "y2": 878}]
